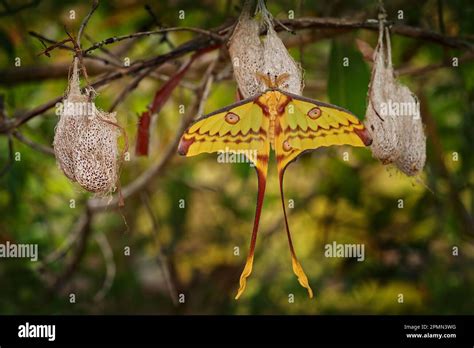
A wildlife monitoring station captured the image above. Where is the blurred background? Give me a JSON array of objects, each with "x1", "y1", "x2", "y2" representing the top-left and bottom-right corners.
[{"x1": 0, "y1": 0, "x2": 473, "y2": 314}]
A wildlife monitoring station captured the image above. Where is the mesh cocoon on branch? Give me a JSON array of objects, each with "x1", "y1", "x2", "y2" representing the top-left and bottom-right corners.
[
  {"x1": 364, "y1": 25, "x2": 426, "y2": 176},
  {"x1": 53, "y1": 58, "x2": 121, "y2": 194},
  {"x1": 228, "y1": 1, "x2": 303, "y2": 98}
]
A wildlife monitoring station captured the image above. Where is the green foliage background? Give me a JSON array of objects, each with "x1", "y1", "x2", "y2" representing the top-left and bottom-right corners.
[{"x1": 0, "y1": 0, "x2": 473, "y2": 314}]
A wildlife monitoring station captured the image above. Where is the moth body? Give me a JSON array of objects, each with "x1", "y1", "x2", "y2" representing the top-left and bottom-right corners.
[{"x1": 256, "y1": 90, "x2": 289, "y2": 151}]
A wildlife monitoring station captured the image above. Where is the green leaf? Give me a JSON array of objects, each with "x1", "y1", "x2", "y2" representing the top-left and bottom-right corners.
[{"x1": 327, "y1": 39, "x2": 370, "y2": 119}]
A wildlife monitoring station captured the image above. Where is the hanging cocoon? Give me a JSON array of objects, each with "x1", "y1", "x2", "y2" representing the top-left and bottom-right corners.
[
  {"x1": 364, "y1": 21, "x2": 426, "y2": 176},
  {"x1": 53, "y1": 58, "x2": 121, "y2": 194},
  {"x1": 228, "y1": 0, "x2": 303, "y2": 97}
]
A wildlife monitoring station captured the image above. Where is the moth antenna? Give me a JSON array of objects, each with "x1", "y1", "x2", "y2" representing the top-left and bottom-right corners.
[
  {"x1": 275, "y1": 73, "x2": 290, "y2": 88},
  {"x1": 256, "y1": 71, "x2": 274, "y2": 89}
]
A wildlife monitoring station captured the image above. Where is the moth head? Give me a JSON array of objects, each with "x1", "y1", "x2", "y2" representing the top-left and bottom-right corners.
[{"x1": 256, "y1": 72, "x2": 290, "y2": 90}]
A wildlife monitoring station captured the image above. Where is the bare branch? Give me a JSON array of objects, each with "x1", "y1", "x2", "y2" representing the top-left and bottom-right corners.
[
  {"x1": 51, "y1": 210, "x2": 92, "y2": 292},
  {"x1": 140, "y1": 191, "x2": 178, "y2": 305},
  {"x1": 0, "y1": 36, "x2": 221, "y2": 134},
  {"x1": 280, "y1": 17, "x2": 474, "y2": 51},
  {"x1": 77, "y1": 0, "x2": 99, "y2": 50},
  {"x1": 395, "y1": 52, "x2": 474, "y2": 76},
  {"x1": 13, "y1": 130, "x2": 54, "y2": 156},
  {"x1": 93, "y1": 233, "x2": 116, "y2": 302},
  {"x1": 36, "y1": 211, "x2": 92, "y2": 293},
  {"x1": 36, "y1": 212, "x2": 89, "y2": 270},
  {"x1": 29, "y1": 31, "x2": 74, "y2": 52},
  {"x1": 83, "y1": 33, "x2": 123, "y2": 67},
  {"x1": 109, "y1": 66, "x2": 156, "y2": 112},
  {"x1": 83, "y1": 27, "x2": 224, "y2": 55}
]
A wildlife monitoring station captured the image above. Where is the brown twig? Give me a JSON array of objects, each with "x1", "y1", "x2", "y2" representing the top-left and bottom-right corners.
[
  {"x1": 4, "y1": 28, "x2": 314, "y2": 86},
  {"x1": 83, "y1": 33, "x2": 123, "y2": 67},
  {"x1": 93, "y1": 233, "x2": 116, "y2": 302},
  {"x1": 35, "y1": 211, "x2": 89, "y2": 273},
  {"x1": 29, "y1": 31, "x2": 73, "y2": 51},
  {"x1": 29, "y1": 30, "x2": 122, "y2": 67},
  {"x1": 83, "y1": 27, "x2": 224, "y2": 55},
  {"x1": 12, "y1": 130, "x2": 54, "y2": 156},
  {"x1": 0, "y1": 34, "x2": 223, "y2": 134},
  {"x1": 109, "y1": 66, "x2": 156, "y2": 112},
  {"x1": 143, "y1": 4, "x2": 175, "y2": 49},
  {"x1": 395, "y1": 52, "x2": 474, "y2": 76},
  {"x1": 279, "y1": 17, "x2": 474, "y2": 51},
  {"x1": 140, "y1": 191, "x2": 178, "y2": 305},
  {"x1": 77, "y1": 0, "x2": 99, "y2": 51},
  {"x1": 45, "y1": 210, "x2": 92, "y2": 292}
]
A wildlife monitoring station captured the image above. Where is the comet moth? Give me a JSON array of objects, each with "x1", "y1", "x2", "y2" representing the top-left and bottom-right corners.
[{"x1": 178, "y1": 73, "x2": 372, "y2": 299}]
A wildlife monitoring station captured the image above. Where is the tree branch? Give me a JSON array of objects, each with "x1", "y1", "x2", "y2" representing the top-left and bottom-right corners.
[
  {"x1": 37, "y1": 210, "x2": 93, "y2": 293},
  {"x1": 83, "y1": 27, "x2": 224, "y2": 55},
  {"x1": 278, "y1": 17, "x2": 474, "y2": 51},
  {"x1": 395, "y1": 52, "x2": 474, "y2": 76},
  {"x1": 140, "y1": 191, "x2": 178, "y2": 305},
  {"x1": 93, "y1": 233, "x2": 116, "y2": 302},
  {"x1": 77, "y1": 0, "x2": 99, "y2": 50},
  {"x1": 12, "y1": 130, "x2": 54, "y2": 156},
  {"x1": 0, "y1": 35, "x2": 221, "y2": 134}
]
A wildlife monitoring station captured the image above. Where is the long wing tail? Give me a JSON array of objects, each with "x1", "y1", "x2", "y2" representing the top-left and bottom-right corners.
[
  {"x1": 278, "y1": 167, "x2": 314, "y2": 298},
  {"x1": 235, "y1": 155, "x2": 269, "y2": 299}
]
